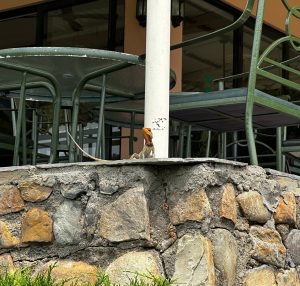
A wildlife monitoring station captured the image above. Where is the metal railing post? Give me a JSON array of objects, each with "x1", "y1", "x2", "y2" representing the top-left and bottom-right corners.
[
  {"x1": 186, "y1": 125, "x2": 192, "y2": 157},
  {"x1": 96, "y1": 74, "x2": 107, "y2": 158},
  {"x1": 13, "y1": 72, "x2": 27, "y2": 166}
]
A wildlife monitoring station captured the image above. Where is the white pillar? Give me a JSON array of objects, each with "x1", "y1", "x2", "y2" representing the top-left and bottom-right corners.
[{"x1": 144, "y1": 0, "x2": 171, "y2": 158}]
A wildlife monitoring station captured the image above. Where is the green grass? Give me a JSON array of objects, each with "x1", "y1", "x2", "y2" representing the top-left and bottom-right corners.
[
  {"x1": 0, "y1": 266, "x2": 175, "y2": 286},
  {"x1": 0, "y1": 264, "x2": 66, "y2": 286}
]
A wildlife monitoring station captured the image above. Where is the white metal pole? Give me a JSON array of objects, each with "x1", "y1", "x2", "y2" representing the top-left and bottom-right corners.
[{"x1": 144, "y1": 0, "x2": 171, "y2": 158}]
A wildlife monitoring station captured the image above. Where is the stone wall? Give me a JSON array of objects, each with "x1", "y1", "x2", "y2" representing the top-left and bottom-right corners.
[{"x1": 0, "y1": 159, "x2": 300, "y2": 285}]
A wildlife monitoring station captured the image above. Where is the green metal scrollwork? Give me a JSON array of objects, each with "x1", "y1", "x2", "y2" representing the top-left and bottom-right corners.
[
  {"x1": 256, "y1": 1, "x2": 300, "y2": 92},
  {"x1": 282, "y1": 0, "x2": 300, "y2": 18},
  {"x1": 285, "y1": 5, "x2": 300, "y2": 51}
]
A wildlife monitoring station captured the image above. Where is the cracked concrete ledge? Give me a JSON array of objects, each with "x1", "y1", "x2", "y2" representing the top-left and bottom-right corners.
[
  {"x1": 0, "y1": 158, "x2": 247, "y2": 173},
  {"x1": 266, "y1": 168, "x2": 300, "y2": 180}
]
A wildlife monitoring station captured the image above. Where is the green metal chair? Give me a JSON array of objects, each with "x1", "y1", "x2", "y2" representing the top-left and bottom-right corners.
[{"x1": 169, "y1": 0, "x2": 300, "y2": 168}]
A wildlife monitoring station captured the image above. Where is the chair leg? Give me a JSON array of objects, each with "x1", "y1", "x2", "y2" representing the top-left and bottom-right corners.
[
  {"x1": 129, "y1": 112, "x2": 136, "y2": 156},
  {"x1": 276, "y1": 127, "x2": 282, "y2": 171},
  {"x1": 78, "y1": 123, "x2": 83, "y2": 162},
  {"x1": 218, "y1": 132, "x2": 227, "y2": 159},
  {"x1": 205, "y1": 130, "x2": 211, "y2": 157},
  {"x1": 233, "y1": 131, "x2": 238, "y2": 161},
  {"x1": 69, "y1": 90, "x2": 80, "y2": 162},
  {"x1": 32, "y1": 109, "x2": 38, "y2": 165},
  {"x1": 49, "y1": 88, "x2": 62, "y2": 164},
  {"x1": 221, "y1": 132, "x2": 227, "y2": 159},
  {"x1": 13, "y1": 72, "x2": 27, "y2": 166},
  {"x1": 101, "y1": 118, "x2": 105, "y2": 159},
  {"x1": 96, "y1": 74, "x2": 106, "y2": 159},
  {"x1": 245, "y1": 116, "x2": 258, "y2": 165},
  {"x1": 178, "y1": 123, "x2": 184, "y2": 158},
  {"x1": 218, "y1": 134, "x2": 222, "y2": 158},
  {"x1": 186, "y1": 124, "x2": 192, "y2": 158},
  {"x1": 21, "y1": 102, "x2": 27, "y2": 165},
  {"x1": 282, "y1": 127, "x2": 287, "y2": 172}
]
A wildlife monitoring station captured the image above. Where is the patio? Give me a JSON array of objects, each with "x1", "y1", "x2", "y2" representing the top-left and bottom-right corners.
[{"x1": 0, "y1": 0, "x2": 300, "y2": 175}]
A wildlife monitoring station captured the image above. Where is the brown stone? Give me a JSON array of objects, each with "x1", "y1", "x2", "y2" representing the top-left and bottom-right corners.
[
  {"x1": 274, "y1": 192, "x2": 296, "y2": 225},
  {"x1": 0, "y1": 220, "x2": 20, "y2": 248},
  {"x1": 219, "y1": 183, "x2": 237, "y2": 223},
  {"x1": 169, "y1": 188, "x2": 212, "y2": 225},
  {"x1": 38, "y1": 260, "x2": 98, "y2": 285},
  {"x1": 18, "y1": 181, "x2": 52, "y2": 202},
  {"x1": 0, "y1": 170, "x2": 28, "y2": 185},
  {"x1": 0, "y1": 185, "x2": 24, "y2": 215},
  {"x1": 237, "y1": 191, "x2": 271, "y2": 223},
  {"x1": 250, "y1": 226, "x2": 286, "y2": 268},
  {"x1": 21, "y1": 208, "x2": 53, "y2": 243},
  {"x1": 276, "y1": 268, "x2": 300, "y2": 286},
  {"x1": 0, "y1": 254, "x2": 15, "y2": 274},
  {"x1": 244, "y1": 266, "x2": 276, "y2": 286}
]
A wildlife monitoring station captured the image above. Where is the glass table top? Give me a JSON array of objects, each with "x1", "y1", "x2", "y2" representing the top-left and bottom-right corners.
[{"x1": 0, "y1": 47, "x2": 146, "y2": 105}]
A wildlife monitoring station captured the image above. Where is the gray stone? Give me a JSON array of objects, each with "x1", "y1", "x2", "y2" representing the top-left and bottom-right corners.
[
  {"x1": 53, "y1": 200, "x2": 83, "y2": 244},
  {"x1": 97, "y1": 166, "x2": 155, "y2": 194},
  {"x1": 256, "y1": 179, "x2": 280, "y2": 212},
  {"x1": 99, "y1": 184, "x2": 119, "y2": 195},
  {"x1": 276, "y1": 224, "x2": 290, "y2": 241},
  {"x1": 211, "y1": 229, "x2": 237, "y2": 286},
  {"x1": 276, "y1": 176, "x2": 300, "y2": 197},
  {"x1": 237, "y1": 191, "x2": 271, "y2": 223},
  {"x1": 105, "y1": 251, "x2": 163, "y2": 286},
  {"x1": 99, "y1": 186, "x2": 150, "y2": 242},
  {"x1": 285, "y1": 230, "x2": 300, "y2": 265},
  {"x1": 60, "y1": 183, "x2": 87, "y2": 199},
  {"x1": 84, "y1": 193, "x2": 101, "y2": 239},
  {"x1": 172, "y1": 234, "x2": 215, "y2": 286}
]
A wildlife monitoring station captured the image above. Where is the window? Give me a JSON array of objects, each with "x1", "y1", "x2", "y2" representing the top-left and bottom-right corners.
[
  {"x1": 182, "y1": 0, "x2": 234, "y2": 91},
  {"x1": 45, "y1": 0, "x2": 124, "y2": 50},
  {"x1": 0, "y1": 13, "x2": 36, "y2": 49}
]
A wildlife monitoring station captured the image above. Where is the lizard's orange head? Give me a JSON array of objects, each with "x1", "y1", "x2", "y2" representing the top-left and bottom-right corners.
[
  {"x1": 142, "y1": 128, "x2": 153, "y2": 138},
  {"x1": 142, "y1": 128, "x2": 153, "y2": 146}
]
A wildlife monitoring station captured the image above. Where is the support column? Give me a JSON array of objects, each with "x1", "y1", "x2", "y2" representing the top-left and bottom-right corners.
[{"x1": 144, "y1": 0, "x2": 171, "y2": 158}]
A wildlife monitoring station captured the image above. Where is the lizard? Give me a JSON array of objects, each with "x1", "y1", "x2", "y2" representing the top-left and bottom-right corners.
[
  {"x1": 130, "y1": 127, "x2": 155, "y2": 159},
  {"x1": 67, "y1": 127, "x2": 154, "y2": 161}
]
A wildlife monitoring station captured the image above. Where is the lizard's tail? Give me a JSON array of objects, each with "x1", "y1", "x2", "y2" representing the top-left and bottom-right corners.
[{"x1": 67, "y1": 130, "x2": 107, "y2": 162}]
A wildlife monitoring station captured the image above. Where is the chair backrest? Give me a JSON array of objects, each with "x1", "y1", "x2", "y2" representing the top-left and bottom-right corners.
[{"x1": 248, "y1": 0, "x2": 300, "y2": 94}]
